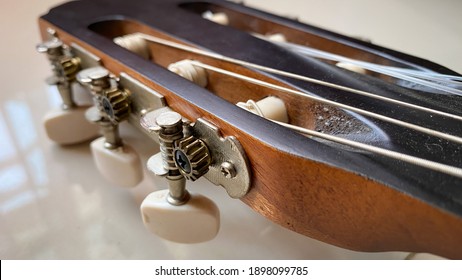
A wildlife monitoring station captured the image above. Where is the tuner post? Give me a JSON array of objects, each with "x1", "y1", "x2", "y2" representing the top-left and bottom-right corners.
[
  {"x1": 37, "y1": 37, "x2": 80, "y2": 110},
  {"x1": 141, "y1": 110, "x2": 220, "y2": 243},
  {"x1": 140, "y1": 107, "x2": 250, "y2": 243},
  {"x1": 146, "y1": 111, "x2": 213, "y2": 205},
  {"x1": 78, "y1": 66, "x2": 143, "y2": 188},
  {"x1": 77, "y1": 67, "x2": 129, "y2": 149},
  {"x1": 152, "y1": 111, "x2": 190, "y2": 205},
  {"x1": 37, "y1": 32, "x2": 100, "y2": 145}
]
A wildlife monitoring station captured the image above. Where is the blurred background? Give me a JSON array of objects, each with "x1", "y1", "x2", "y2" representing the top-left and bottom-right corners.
[{"x1": 0, "y1": 0, "x2": 459, "y2": 259}]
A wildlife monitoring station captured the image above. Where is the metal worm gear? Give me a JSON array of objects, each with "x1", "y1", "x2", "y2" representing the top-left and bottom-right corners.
[
  {"x1": 173, "y1": 135, "x2": 211, "y2": 181},
  {"x1": 101, "y1": 87, "x2": 130, "y2": 124},
  {"x1": 59, "y1": 56, "x2": 81, "y2": 82},
  {"x1": 37, "y1": 38, "x2": 80, "y2": 83}
]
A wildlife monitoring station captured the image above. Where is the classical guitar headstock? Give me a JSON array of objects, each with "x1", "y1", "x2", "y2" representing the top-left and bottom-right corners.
[{"x1": 37, "y1": 0, "x2": 462, "y2": 257}]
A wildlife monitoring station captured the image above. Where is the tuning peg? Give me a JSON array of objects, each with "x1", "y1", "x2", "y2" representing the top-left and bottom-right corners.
[
  {"x1": 43, "y1": 106, "x2": 100, "y2": 145},
  {"x1": 80, "y1": 67, "x2": 143, "y2": 188},
  {"x1": 41, "y1": 80, "x2": 98, "y2": 146},
  {"x1": 140, "y1": 111, "x2": 220, "y2": 243},
  {"x1": 88, "y1": 108, "x2": 142, "y2": 188},
  {"x1": 88, "y1": 107, "x2": 142, "y2": 188},
  {"x1": 141, "y1": 189, "x2": 220, "y2": 243},
  {"x1": 37, "y1": 37, "x2": 100, "y2": 145},
  {"x1": 91, "y1": 136, "x2": 143, "y2": 188}
]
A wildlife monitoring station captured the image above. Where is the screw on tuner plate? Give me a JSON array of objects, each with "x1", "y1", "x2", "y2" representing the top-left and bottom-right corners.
[
  {"x1": 37, "y1": 29, "x2": 99, "y2": 144},
  {"x1": 77, "y1": 66, "x2": 143, "y2": 188}
]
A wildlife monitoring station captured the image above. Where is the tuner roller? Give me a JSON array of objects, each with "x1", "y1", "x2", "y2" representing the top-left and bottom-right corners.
[
  {"x1": 168, "y1": 60, "x2": 208, "y2": 87},
  {"x1": 251, "y1": 32, "x2": 287, "y2": 43},
  {"x1": 335, "y1": 62, "x2": 367, "y2": 75},
  {"x1": 140, "y1": 189, "x2": 220, "y2": 243},
  {"x1": 237, "y1": 96, "x2": 289, "y2": 123},
  {"x1": 265, "y1": 33, "x2": 287, "y2": 43},
  {"x1": 43, "y1": 106, "x2": 100, "y2": 145},
  {"x1": 90, "y1": 137, "x2": 143, "y2": 188},
  {"x1": 202, "y1": 11, "x2": 229, "y2": 25},
  {"x1": 113, "y1": 34, "x2": 150, "y2": 60}
]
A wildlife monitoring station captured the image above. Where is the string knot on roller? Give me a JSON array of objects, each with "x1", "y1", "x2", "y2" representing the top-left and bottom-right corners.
[
  {"x1": 236, "y1": 97, "x2": 289, "y2": 123},
  {"x1": 202, "y1": 10, "x2": 229, "y2": 25},
  {"x1": 113, "y1": 33, "x2": 150, "y2": 59},
  {"x1": 168, "y1": 59, "x2": 208, "y2": 87}
]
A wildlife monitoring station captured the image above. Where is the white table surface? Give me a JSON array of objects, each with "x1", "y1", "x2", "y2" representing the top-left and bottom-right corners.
[{"x1": 0, "y1": 0, "x2": 459, "y2": 259}]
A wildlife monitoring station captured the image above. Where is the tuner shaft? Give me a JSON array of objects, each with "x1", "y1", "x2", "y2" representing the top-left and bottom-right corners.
[{"x1": 155, "y1": 112, "x2": 189, "y2": 205}]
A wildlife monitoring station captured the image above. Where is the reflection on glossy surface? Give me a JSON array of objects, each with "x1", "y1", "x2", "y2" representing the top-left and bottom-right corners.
[
  {"x1": 0, "y1": 114, "x2": 16, "y2": 161},
  {"x1": 1, "y1": 0, "x2": 459, "y2": 259}
]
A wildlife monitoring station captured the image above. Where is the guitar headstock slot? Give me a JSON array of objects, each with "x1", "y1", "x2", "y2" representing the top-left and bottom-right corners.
[
  {"x1": 91, "y1": 19, "x2": 317, "y2": 126},
  {"x1": 89, "y1": 18, "x2": 377, "y2": 141}
]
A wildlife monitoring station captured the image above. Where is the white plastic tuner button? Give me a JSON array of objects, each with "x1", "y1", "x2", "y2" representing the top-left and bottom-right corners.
[
  {"x1": 90, "y1": 137, "x2": 143, "y2": 188},
  {"x1": 43, "y1": 106, "x2": 100, "y2": 145},
  {"x1": 140, "y1": 189, "x2": 220, "y2": 243}
]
